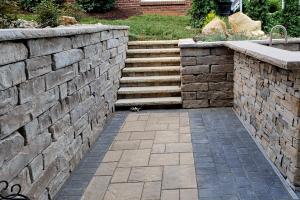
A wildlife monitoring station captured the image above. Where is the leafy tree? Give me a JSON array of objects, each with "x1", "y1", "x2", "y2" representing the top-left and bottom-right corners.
[{"x1": 281, "y1": 0, "x2": 300, "y2": 37}]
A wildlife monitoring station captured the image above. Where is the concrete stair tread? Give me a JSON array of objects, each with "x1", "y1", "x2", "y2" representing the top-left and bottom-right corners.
[
  {"x1": 115, "y1": 97, "x2": 182, "y2": 106},
  {"x1": 128, "y1": 40, "x2": 179, "y2": 46},
  {"x1": 126, "y1": 57, "x2": 180, "y2": 63},
  {"x1": 120, "y1": 75, "x2": 181, "y2": 83},
  {"x1": 123, "y1": 66, "x2": 180, "y2": 73},
  {"x1": 127, "y1": 48, "x2": 180, "y2": 54},
  {"x1": 118, "y1": 86, "x2": 181, "y2": 94}
]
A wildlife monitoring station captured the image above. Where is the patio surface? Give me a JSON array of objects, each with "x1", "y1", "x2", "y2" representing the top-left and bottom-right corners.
[{"x1": 56, "y1": 108, "x2": 294, "y2": 200}]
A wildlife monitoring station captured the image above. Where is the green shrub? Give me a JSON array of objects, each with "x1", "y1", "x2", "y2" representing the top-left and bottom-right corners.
[
  {"x1": 34, "y1": 0, "x2": 60, "y2": 27},
  {"x1": 21, "y1": 0, "x2": 63, "y2": 11},
  {"x1": 190, "y1": 0, "x2": 217, "y2": 28},
  {"x1": 245, "y1": 0, "x2": 269, "y2": 31},
  {"x1": 76, "y1": 0, "x2": 116, "y2": 13},
  {"x1": 61, "y1": 3, "x2": 85, "y2": 21},
  {"x1": 202, "y1": 11, "x2": 217, "y2": 28},
  {"x1": 0, "y1": 0, "x2": 19, "y2": 28},
  {"x1": 267, "y1": 0, "x2": 281, "y2": 13},
  {"x1": 265, "y1": 11, "x2": 282, "y2": 32},
  {"x1": 281, "y1": 0, "x2": 300, "y2": 37}
]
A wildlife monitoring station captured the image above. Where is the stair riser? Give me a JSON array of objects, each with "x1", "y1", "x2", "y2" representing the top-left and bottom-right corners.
[
  {"x1": 118, "y1": 92, "x2": 181, "y2": 99},
  {"x1": 127, "y1": 53, "x2": 180, "y2": 58},
  {"x1": 123, "y1": 71, "x2": 180, "y2": 77},
  {"x1": 126, "y1": 62, "x2": 180, "y2": 67},
  {"x1": 121, "y1": 81, "x2": 180, "y2": 87},
  {"x1": 128, "y1": 44, "x2": 178, "y2": 49}
]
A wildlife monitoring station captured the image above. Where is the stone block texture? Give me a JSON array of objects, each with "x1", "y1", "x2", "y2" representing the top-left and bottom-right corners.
[
  {"x1": 0, "y1": 27, "x2": 128, "y2": 199},
  {"x1": 233, "y1": 51, "x2": 300, "y2": 187},
  {"x1": 180, "y1": 46, "x2": 234, "y2": 108}
]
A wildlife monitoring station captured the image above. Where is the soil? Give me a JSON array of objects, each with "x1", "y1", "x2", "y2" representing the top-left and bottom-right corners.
[{"x1": 88, "y1": 8, "x2": 142, "y2": 20}]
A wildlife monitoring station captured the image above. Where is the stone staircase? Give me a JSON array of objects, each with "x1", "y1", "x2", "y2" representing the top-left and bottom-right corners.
[{"x1": 115, "y1": 40, "x2": 182, "y2": 108}]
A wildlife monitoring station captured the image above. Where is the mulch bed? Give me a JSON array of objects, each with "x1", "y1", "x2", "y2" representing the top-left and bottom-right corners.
[{"x1": 88, "y1": 8, "x2": 142, "y2": 20}]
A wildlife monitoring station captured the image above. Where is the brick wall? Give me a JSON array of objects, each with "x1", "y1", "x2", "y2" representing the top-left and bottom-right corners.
[
  {"x1": 116, "y1": 0, "x2": 192, "y2": 15},
  {"x1": 0, "y1": 25, "x2": 128, "y2": 199},
  {"x1": 180, "y1": 43, "x2": 234, "y2": 108}
]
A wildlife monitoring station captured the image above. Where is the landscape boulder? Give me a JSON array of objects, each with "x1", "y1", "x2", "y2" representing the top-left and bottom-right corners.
[
  {"x1": 59, "y1": 16, "x2": 78, "y2": 26},
  {"x1": 229, "y1": 12, "x2": 265, "y2": 37},
  {"x1": 202, "y1": 18, "x2": 227, "y2": 35}
]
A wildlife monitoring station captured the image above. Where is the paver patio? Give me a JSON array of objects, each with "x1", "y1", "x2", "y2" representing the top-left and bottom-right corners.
[{"x1": 56, "y1": 109, "x2": 295, "y2": 200}]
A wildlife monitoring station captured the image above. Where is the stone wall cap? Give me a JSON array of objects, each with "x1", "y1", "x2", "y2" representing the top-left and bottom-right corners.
[
  {"x1": 178, "y1": 38, "x2": 300, "y2": 48},
  {"x1": 225, "y1": 41, "x2": 300, "y2": 70},
  {"x1": 0, "y1": 24, "x2": 129, "y2": 42}
]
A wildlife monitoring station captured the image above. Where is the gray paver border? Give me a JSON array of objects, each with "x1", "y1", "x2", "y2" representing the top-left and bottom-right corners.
[
  {"x1": 233, "y1": 108, "x2": 299, "y2": 200},
  {"x1": 55, "y1": 112, "x2": 128, "y2": 200}
]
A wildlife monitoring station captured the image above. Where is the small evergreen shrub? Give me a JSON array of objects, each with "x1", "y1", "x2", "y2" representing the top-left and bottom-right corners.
[
  {"x1": 61, "y1": 3, "x2": 85, "y2": 21},
  {"x1": 0, "y1": 0, "x2": 19, "y2": 28},
  {"x1": 190, "y1": 0, "x2": 217, "y2": 28},
  {"x1": 202, "y1": 11, "x2": 217, "y2": 28},
  {"x1": 76, "y1": 0, "x2": 116, "y2": 13},
  {"x1": 34, "y1": 0, "x2": 60, "y2": 27}
]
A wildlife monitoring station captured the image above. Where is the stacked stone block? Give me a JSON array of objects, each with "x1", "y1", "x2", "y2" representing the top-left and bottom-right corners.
[
  {"x1": 0, "y1": 26, "x2": 128, "y2": 199},
  {"x1": 180, "y1": 45, "x2": 234, "y2": 108},
  {"x1": 233, "y1": 52, "x2": 300, "y2": 187}
]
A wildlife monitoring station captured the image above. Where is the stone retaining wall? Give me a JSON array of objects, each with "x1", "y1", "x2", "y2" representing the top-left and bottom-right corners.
[
  {"x1": 180, "y1": 43, "x2": 234, "y2": 108},
  {"x1": 0, "y1": 25, "x2": 128, "y2": 199},
  {"x1": 233, "y1": 50, "x2": 300, "y2": 187}
]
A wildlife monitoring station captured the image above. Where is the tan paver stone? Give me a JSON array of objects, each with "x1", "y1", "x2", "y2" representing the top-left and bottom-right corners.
[
  {"x1": 149, "y1": 153, "x2": 179, "y2": 166},
  {"x1": 145, "y1": 123, "x2": 169, "y2": 131},
  {"x1": 103, "y1": 183, "x2": 143, "y2": 200},
  {"x1": 118, "y1": 149, "x2": 151, "y2": 167},
  {"x1": 179, "y1": 134, "x2": 191, "y2": 143},
  {"x1": 148, "y1": 117, "x2": 179, "y2": 124},
  {"x1": 130, "y1": 131, "x2": 156, "y2": 140},
  {"x1": 111, "y1": 168, "x2": 131, "y2": 183},
  {"x1": 81, "y1": 176, "x2": 110, "y2": 200},
  {"x1": 161, "y1": 190, "x2": 179, "y2": 200},
  {"x1": 121, "y1": 121, "x2": 146, "y2": 132},
  {"x1": 115, "y1": 132, "x2": 131, "y2": 141},
  {"x1": 102, "y1": 151, "x2": 123, "y2": 162},
  {"x1": 142, "y1": 181, "x2": 161, "y2": 200},
  {"x1": 151, "y1": 144, "x2": 165, "y2": 153},
  {"x1": 155, "y1": 130, "x2": 178, "y2": 135},
  {"x1": 180, "y1": 189, "x2": 198, "y2": 200},
  {"x1": 180, "y1": 153, "x2": 195, "y2": 165},
  {"x1": 179, "y1": 126, "x2": 190, "y2": 134},
  {"x1": 150, "y1": 113, "x2": 179, "y2": 118},
  {"x1": 126, "y1": 114, "x2": 139, "y2": 121},
  {"x1": 154, "y1": 133, "x2": 178, "y2": 144},
  {"x1": 138, "y1": 114, "x2": 149, "y2": 121},
  {"x1": 165, "y1": 143, "x2": 193, "y2": 153},
  {"x1": 139, "y1": 140, "x2": 153, "y2": 149},
  {"x1": 180, "y1": 118, "x2": 190, "y2": 127},
  {"x1": 162, "y1": 165, "x2": 197, "y2": 189},
  {"x1": 95, "y1": 162, "x2": 118, "y2": 176},
  {"x1": 110, "y1": 140, "x2": 140, "y2": 150},
  {"x1": 180, "y1": 112, "x2": 188, "y2": 117},
  {"x1": 129, "y1": 166, "x2": 163, "y2": 182},
  {"x1": 167, "y1": 123, "x2": 180, "y2": 131}
]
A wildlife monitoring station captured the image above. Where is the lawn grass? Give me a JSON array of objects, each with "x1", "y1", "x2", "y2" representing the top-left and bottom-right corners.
[
  {"x1": 18, "y1": 14, "x2": 197, "y2": 41},
  {"x1": 81, "y1": 15, "x2": 197, "y2": 41}
]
